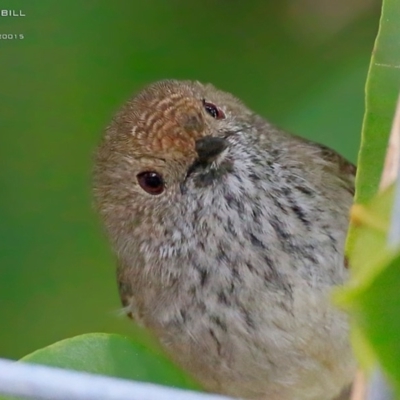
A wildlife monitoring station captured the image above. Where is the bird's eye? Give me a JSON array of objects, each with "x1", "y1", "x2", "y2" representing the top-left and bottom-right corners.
[
  {"x1": 202, "y1": 100, "x2": 225, "y2": 120},
  {"x1": 137, "y1": 171, "x2": 165, "y2": 195}
]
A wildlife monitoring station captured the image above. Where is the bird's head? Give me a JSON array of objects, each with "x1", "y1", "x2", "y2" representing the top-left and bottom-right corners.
[{"x1": 93, "y1": 80, "x2": 259, "y2": 249}]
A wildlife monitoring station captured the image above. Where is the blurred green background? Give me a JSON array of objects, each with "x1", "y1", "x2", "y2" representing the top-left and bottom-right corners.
[{"x1": 0, "y1": 1, "x2": 380, "y2": 359}]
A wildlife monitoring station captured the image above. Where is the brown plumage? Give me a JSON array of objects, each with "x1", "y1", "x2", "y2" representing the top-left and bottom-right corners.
[{"x1": 94, "y1": 80, "x2": 356, "y2": 400}]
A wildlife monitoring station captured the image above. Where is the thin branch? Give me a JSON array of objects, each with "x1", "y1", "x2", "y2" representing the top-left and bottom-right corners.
[
  {"x1": 0, "y1": 357, "x2": 237, "y2": 400},
  {"x1": 379, "y1": 94, "x2": 400, "y2": 192},
  {"x1": 351, "y1": 370, "x2": 367, "y2": 400}
]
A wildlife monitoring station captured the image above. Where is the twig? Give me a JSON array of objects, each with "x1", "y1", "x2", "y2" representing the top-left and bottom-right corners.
[
  {"x1": 0, "y1": 357, "x2": 237, "y2": 400},
  {"x1": 351, "y1": 370, "x2": 367, "y2": 400},
  {"x1": 379, "y1": 94, "x2": 400, "y2": 192}
]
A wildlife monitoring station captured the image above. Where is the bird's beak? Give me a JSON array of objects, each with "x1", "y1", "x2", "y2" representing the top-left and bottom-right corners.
[
  {"x1": 195, "y1": 136, "x2": 229, "y2": 164},
  {"x1": 182, "y1": 136, "x2": 230, "y2": 192}
]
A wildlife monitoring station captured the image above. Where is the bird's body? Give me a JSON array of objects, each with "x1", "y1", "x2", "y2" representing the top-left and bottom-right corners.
[{"x1": 94, "y1": 80, "x2": 356, "y2": 400}]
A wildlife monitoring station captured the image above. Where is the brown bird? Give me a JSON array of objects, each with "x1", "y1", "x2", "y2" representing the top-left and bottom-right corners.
[{"x1": 93, "y1": 80, "x2": 356, "y2": 400}]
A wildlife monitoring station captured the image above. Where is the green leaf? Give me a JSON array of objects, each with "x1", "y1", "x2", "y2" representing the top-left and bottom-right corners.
[
  {"x1": 21, "y1": 333, "x2": 199, "y2": 389},
  {"x1": 343, "y1": 186, "x2": 393, "y2": 291},
  {"x1": 336, "y1": 0, "x2": 400, "y2": 394},
  {"x1": 0, "y1": 333, "x2": 200, "y2": 400},
  {"x1": 335, "y1": 186, "x2": 400, "y2": 394},
  {"x1": 336, "y1": 187, "x2": 394, "y2": 301},
  {"x1": 347, "y1": 0, "x2": 400, "y2": 252},
  {"x1": 355, "y1": 251, "x2": 400, "y2": 395}
]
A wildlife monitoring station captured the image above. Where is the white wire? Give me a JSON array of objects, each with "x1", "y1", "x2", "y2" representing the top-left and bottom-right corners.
[
  {"x1": 388, "y1": 160, "x2": 400, "y2": 247},
  {"x1": 0, "y1": 357, "x2": 237, "y2": 400},
  {"x1": 367, "y1": 368, "x2": 394, "y2": 400}
]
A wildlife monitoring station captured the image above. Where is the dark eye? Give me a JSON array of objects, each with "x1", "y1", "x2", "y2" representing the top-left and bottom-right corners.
[
  {"x1": 137, "y1": 171, "x2": 165, "y2": 195},
  {"x1": 202, "y1": 99, "x2": 225, "y2": 120}
]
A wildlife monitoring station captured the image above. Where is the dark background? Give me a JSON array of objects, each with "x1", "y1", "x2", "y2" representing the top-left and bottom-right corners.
[{"x1": 0, "y1": 1, "x2": 380, "y2": 359}]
